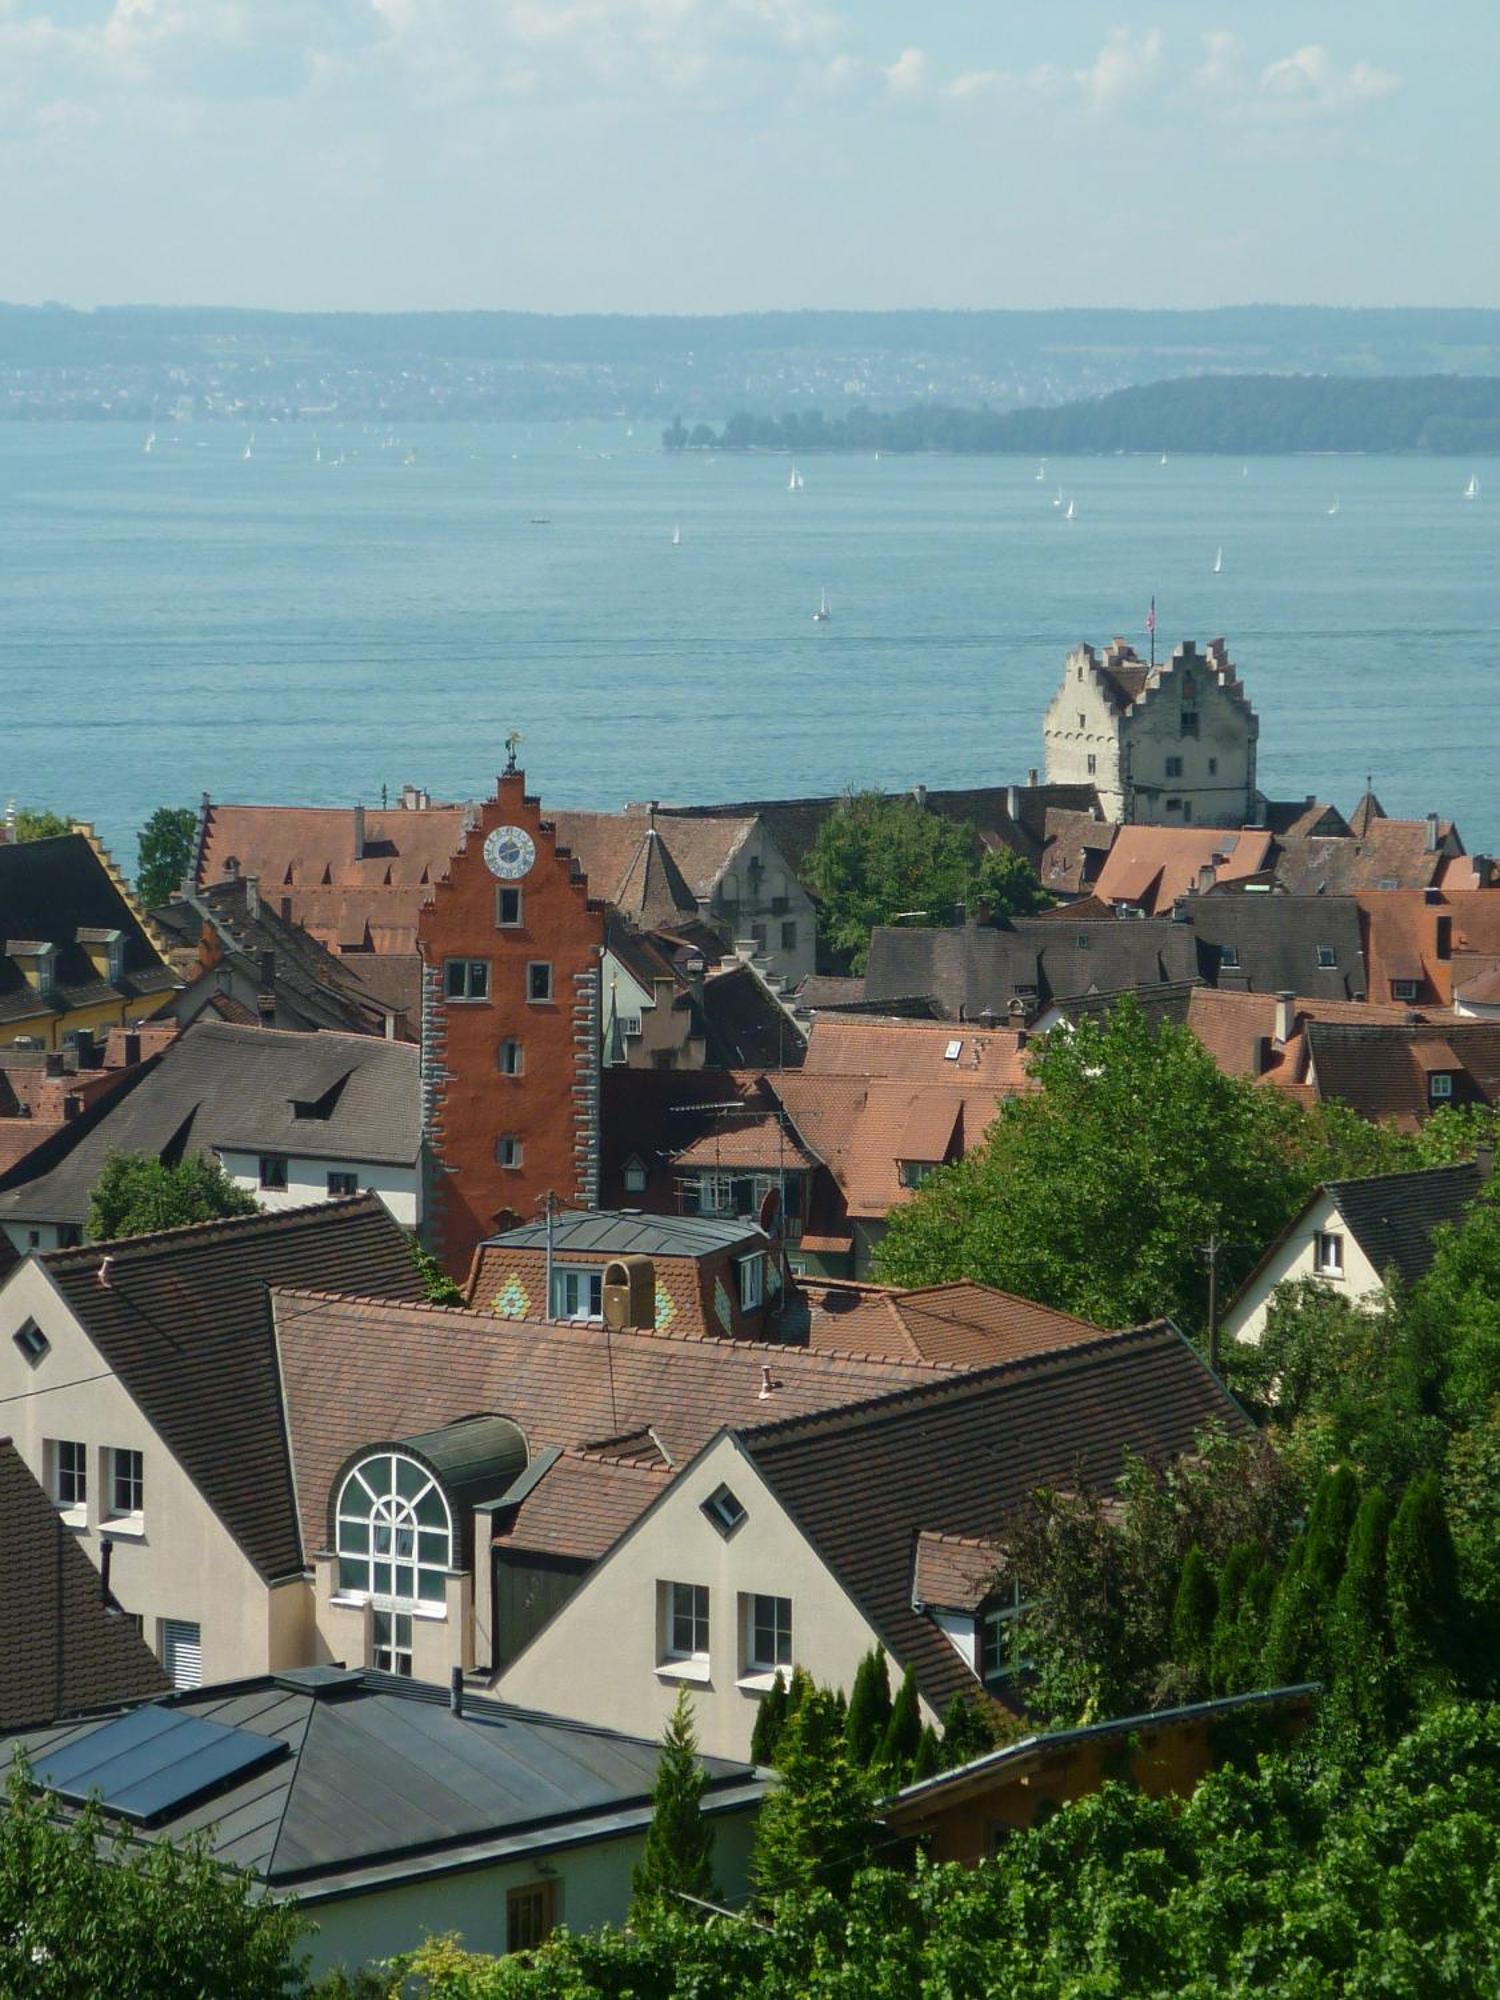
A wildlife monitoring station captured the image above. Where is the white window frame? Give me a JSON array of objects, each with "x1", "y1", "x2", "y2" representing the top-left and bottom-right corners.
[
  {"x1": 979, "y1": 1579, "x2": 1030, "y2": 1684},
  {"x1": 745, "y1": 1592, "x2": 792, "y2": 1674},
  {"x1": 1317, "y1": 946, "x2": 1338, "y2": 970},
  {"x1": 496, "y1": 885, "x2": 524, "y2": 929},
  {"x1": 738, "y1": 1252, "x2": 766, "y2": 1312},
  {"x1": 444, "y1": 957, "x2": 491, "y2": 1003},
  {"x1": 496, "y1": 1134, "x2": 524, "y2": 1169},
  {"x1": 1392, "y1": 978, "x2": 1418, "y2": 1000},
  {"x1": 326, "y1": 1170, "x2": 359, "y2": 1198},
  {"x1": 550, "y1": 1267, "x2": 603, "y2": 1321},
  {"x1": 659, "y1": 1580, "x2": 710, "y2": 1677},
  {"x1": 51, "y1": 1438, "x2": 87, "y2": 1514},
  {"x1": 499, "y1": 1038, "x2": 524, "y2": 1076},
  {"x1": 1430, "y1": 1073, "x2": 1454, "y2": 1100},
  {"x1": 259, "y1": 1154, "x2": 288, "y2": 1191},
  {"x1": 108, "y1": 1446, "x2": 143, "y2": 1520},
  {"x1": 1314, "y1": 1230, "x2": 1344, "y2": 1278},
  {"x1": 334, "y1": 1450, "x2": 453, "y2": 1610},
  {"x1": 372, "y1": 1608, "x2": 414, "y2": 1676}
]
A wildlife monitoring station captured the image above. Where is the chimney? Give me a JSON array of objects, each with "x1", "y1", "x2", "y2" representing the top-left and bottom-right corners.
[
  {"x1": 97, "y1": 1255, "x2": 113, "y2": 1288},
  {"x1": 121, "y1": 1031, "x2": 141, "y2": 1068},
  {"x1": 1028, "y1": 768, "x2": 1039, "y2": 787},
  {"x1": 1425, "y1": 812, "x2": 1439, "y2": 853},
  {"x1": 244, "y1": 874, "x2": 260, "y2": 920},
  {"x1": 1273, "y1": 990, "x2": 1295, "y2": 1047},
  {"x1": 757, "y1": 1365, "x2": 779, "y2": 1400},
  {"x1": 449, "y1": 1666, "x2": 465, "y2": 1717},
  {"x1": 353, "y1": 804, "x2": 366, "y2": 860},
  {"x1": 911, "y1": 784, "x2": 927, "y2": 809}
]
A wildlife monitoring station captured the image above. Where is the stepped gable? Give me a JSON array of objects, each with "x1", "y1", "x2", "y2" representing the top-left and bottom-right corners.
[
  {"x1": 1, "y1": 1438, "x2": 170, "y2": 1729},
  {"x1": 739, "y1": 1321, "x2": 1248, "y2": 1710},
  {"x1": 37, "y1": 1196, "x2": 425, "y2": 1584}
]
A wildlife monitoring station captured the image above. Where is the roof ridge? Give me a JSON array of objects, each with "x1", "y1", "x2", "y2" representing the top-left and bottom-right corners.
[
  {"x1": 41, "y1": 1192, "x2": 385, "y2": 1265},
  {"x1": 739, "y1": 1322, "x2": 1170, "y2": 1445},
  {"x1": 1326, "y1": 1157, "x2": 1482, "y2": 1194}
]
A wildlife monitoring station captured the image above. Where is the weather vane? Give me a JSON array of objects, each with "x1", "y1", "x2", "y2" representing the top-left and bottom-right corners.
[{"x1": 504, "y1": 730, "x2": 522, "y2": 775}]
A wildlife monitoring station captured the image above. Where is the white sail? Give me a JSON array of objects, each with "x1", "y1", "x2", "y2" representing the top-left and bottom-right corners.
[
  {"x1": 1065, "y1": 498, "x2": 1076, "y2": 520},
  {"x1": 143, "y1": 431, "x2": 155, "y2": 454},
  {"x1": 1465, "y1": 475, "x2": 1480, "y2": 499},
  {"x1": 1213, "y1": 548, "x2": 1223, "y2": 574},
  {"x1": 1328, "y1": 498, "x2": 1340, "y2": 516},
  {"x1": 1035, "y1": 462, "x2": 1046, "y2": 480},
  {"x1": 1160, "y1": 452, "x2": 1168, "y2": 465},
  {"x1": 671, "y1": 524, "x2": 681, "y2": 546},
  {"x1": 813, "y1": 588, "x2": 830, "y2": 622}
]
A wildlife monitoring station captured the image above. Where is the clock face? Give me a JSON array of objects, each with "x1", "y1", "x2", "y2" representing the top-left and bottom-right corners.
[{"x1": 483, "y1": 825, "x2": 536, "y2": 880}]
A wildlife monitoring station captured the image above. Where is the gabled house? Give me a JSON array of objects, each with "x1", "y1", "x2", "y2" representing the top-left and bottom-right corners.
[
  {"x1": 0, "y1": 830, "x2": 179, "y2": 1050},
  {"x1": 0, "y1": 1197, "x2": 426, "y2": 1690},
  {"x1": 1223, "y1": 1156, "x2": 1490, "y2": 1345},
  {"x1": 495, "y1": 1322, "x2": 1247, "y2": 1758},
  {"x1": 0, "y1": 1670, "x2": 768, "y2": 1973},
  {"x1": 1304, "y1": 1020, "x2": 1500, "y2": 1129},
  {"x1": 0, "y1": 1019, "x2": 423, "y2": 1250},
  {"x1": 0, "y1": 1026, "x2": 171, "y2": 1182}
]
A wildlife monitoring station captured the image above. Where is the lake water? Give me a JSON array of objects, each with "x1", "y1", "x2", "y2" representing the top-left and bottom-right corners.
[{"x1": 3, "y1": 421, "x2": 1498, "y2": 867}]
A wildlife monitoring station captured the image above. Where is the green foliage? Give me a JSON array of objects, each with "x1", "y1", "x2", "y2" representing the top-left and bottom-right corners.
[
  {"x1": 874, "y1": 998, "x2": 1382, "y2": 1335},
  {"x1": 1210, "y1": 1547, "x2": 1275, "y2": 1696},
  {"x1": 631, "y1": 1688, "x2": 719, "y2": 1922},
  {"x1": 749, "y1": 1670, "x2": 788, "y2": 1767},
  {"x1": 0, "y1": 1754, "x2": 308, "y2": 1998},
  {"x1": 1389, "y1": 1471, "x2": 1465, "y2": 1712},
  {"x1": 750, "y1": 1685, "x2": 877, "y2": 1903},
  {"x1": 87, "y1": 1150, "x2": 260, "y2": 1241},
  {"x1": 843, "y1": 1648, "x2": 892, "y2": 1767},
  {"x1": 1326, "y1": 1488, "x2": 1395, "y2": 1752},
  {"x1": 909, "y1": 1726, "x2": 941, "y2": 1782},
  {"x1": 1444, "y1": 1398, "x2": 1500, "y2": 1609},
  {"x1": 1260, "y1": 1464, "x2": 1358, "y2": 1686},
  {"x1": 937, "y1": 1692, "x2": 999, "y2": 1769},
  {"x1": 412, "y1": 1240, "x2": 466, "y2": 1306},
  {"x1": 135, "y1": 804, "x2": 199, "y2": 911},
  {"x1": 10, "y1": 805, "x2": 72, "y2": 841},
  {"x1": 877, "y1": 1666, "x2": 922, "y2": 1780},
  {"x1": 1168, "y1": 1545, "x2": 1217, "y2": 1694},
  {"x1": 804, "y1": 790, "x2": 1047, "y2": 972}
]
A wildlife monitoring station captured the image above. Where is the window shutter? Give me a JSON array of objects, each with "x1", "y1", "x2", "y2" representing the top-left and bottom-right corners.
[{"x1": 163, "y1": 1620, "x2": 203, "y2": 1690}]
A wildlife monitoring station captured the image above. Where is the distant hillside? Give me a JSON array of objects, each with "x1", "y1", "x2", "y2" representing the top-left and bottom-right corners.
[
  {"x1": 9, "y1": 304, "x2": 1500, "y2": 424},
  {"x1": 673, "y1": 375, "x2": 1500, "y2": 456}
]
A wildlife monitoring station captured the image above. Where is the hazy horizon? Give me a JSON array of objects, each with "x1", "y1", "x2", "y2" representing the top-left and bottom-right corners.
[{"x1": 2, "y1": 2, "x2": 1494, "y2": 316}]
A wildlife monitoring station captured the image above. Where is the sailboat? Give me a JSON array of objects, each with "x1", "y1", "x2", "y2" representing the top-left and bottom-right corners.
[
  {"x1": 404, "y1": 448, "x2": 417, "y2": 467},
  {"x1": 314, "y1": 443, "x2": 322, "y2": 465},
  {"x1": 671, "y1": 524, "x2": 681, "y2": 546},
  {"x1": 1241, "y1": 463, "x2": 1249, "y2": 477},
  {"x1": 787, "y1": 464, "x2": 801, "y2": 491},
  {"x1": 242, "y1": 433, "x2": 255, "y2": 461},
  {"x1": 1064, "y1": 498, "x2": 1076, "y2": 520},
  {"x1": 1213, "y1": 547, "x2": 1223, "y2": 574},
  {"x1": 1035, "y1": 462, "x2": 1046, "y2": 481},
  {"x1": 1160, "y1": 452, "x2": 1168, "y2": 466},
  {"x1": 813, "y1": 588, "x2": 831, "y2": 623},
  {"x1": 1328, "y1": 498, "x2": 1341, "y2": 517},
  {"x1": 143, "y1": 431, "x2": 156, "y2": 454},
  {"x1": 1465, "y1": 474, "x2": 1480, "y2": 500},
  {"x1": 1052, "y1": 487, "x2": 1063, "y2": 508}
]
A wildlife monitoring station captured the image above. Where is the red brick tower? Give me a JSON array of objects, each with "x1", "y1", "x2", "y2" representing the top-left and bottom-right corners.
[{"x1": 418, "y1": 769, "x2": 605, "y2": 1278}]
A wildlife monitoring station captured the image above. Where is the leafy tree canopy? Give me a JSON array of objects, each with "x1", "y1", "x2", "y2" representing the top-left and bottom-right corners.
[
  {"x1": 9, "y1": 805, "x2": 72, "y2": 841},
  {"x1": 88, "y1": 1151, "x2": 260, "y2": 1241},
  {"x1": 873, "y1": 998, "x2": 1398, "y2": 1334},
  {"x1": 136, "y1": 804, "x2": 199, "y2": 911},
  {"x1": 805, "y1": 791, "x2": 1048, "y2": 973}
]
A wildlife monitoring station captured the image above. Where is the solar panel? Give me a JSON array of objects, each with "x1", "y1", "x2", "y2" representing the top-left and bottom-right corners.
[{"x1": 35, "y1": 1705, "x2": 290, "y2": 1826}]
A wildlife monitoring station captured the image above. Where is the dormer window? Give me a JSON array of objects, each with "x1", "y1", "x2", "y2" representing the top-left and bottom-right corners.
[
  {"x1": 1392, "y1": 979, "x2": 1418, "y2": 1000},
  {"x1": 978, "y1": 1579, "x2": 1031, "y2": 1684},
  {"x1": 335, "y1": 1450, "x2": 453, "y2": 1608},
  {"x1": 900, "y1": 1160, "x2": 937, "y2": 1190},
  {"x1": 1431, "y1": 1073, "x2": 1455, "y2": 1101},
  {"x1": 1317, "y1": 946, "x2": 1338, "y2": 969},
  {"x1": 623, "y1": 1156, "x2": 648, "y2": 1194}
]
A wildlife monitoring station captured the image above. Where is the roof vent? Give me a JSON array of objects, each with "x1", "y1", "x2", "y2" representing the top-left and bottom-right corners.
[{"x1": 97, "y1": 1255, "x2": 114, "y2": 1289}]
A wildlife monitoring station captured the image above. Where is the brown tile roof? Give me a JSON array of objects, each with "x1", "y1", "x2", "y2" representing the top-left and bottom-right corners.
[
  {"x1": 741, "y1": 1322, "x2": 1250, "y2": 1710},
  {"x1": 672, "y1": 1115, "x2": 819, "y2": 1173},
  {"x1": 0, "y1": 1439, "x2": 170, "y2": 1729},
  {"x1": 551, "y1": 811, "x2": 754, "y2": 905},
  {"x1": 802, "y1": 1018, "x2": 1032, "y2": 1089},
  {"x1": 1090, "y1": 827, "x2": 1276, "y2": 915},
  {"x1": 911, "y1": 1530, "x2": 1004, "y2": 1612},
  {"x1": 773, "y1": 1072, "x2": 1002, "y2": 1218},
  {"x1": 801, "y1": 1279, "x2": 1109, "y2": 1366},
  {"x1": 494, "y1": 1450, "x2": 670, "y2": 1562},
  {"x1": 198, "y1": 801, "x2": 467, "y2": 895},
  {"x1": 1182, "y1": 988, "x2": 1427, "y2": 1090},
  {"x1": 1307, "y1": 1020, "x2": 1500, "y2": 1130},
  {"x1": 37, "y1": 1197, "x2": 426, "y2": 1583},
  {"x1": 271, "y1": 1290, "x2": 947, "y2": 1562},
  {"x1": 612, "y1": 827, "x2": 701, "y2": 926}
]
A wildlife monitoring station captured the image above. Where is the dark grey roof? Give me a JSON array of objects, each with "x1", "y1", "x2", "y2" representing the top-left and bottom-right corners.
[
  {"x1": 0, "y1": 1020, "x2": 419, "y2": 1225},
  {"x1": 1327, "y1": 1160, "x2": 1486, "y2": 1288},
  {"x1": 483, "y1": 1208, "x2": 769, "y2": 1260},
  {"x1": 0, "y1": 833, "x2": 177, "y2": 1025},
  {"x1": 1188, "y1": 893, "x2": 1367, "y2": 1000},
  {"x1": 0, "y1": 1671, "x2": 766, "y2": 1896},
  {"x1": 863, "y1": 916, "x2": 1201, "y2": 1020}
]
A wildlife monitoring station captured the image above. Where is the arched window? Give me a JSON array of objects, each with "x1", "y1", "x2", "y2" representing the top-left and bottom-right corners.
[{"x1": 335, "y1": 1452, "x2": 452, "y2": 1608}]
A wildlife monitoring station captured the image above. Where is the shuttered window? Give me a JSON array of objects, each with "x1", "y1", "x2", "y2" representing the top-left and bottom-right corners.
[{"x1": 162, "y1": 1620, "x2": 203, "y2": 1690}]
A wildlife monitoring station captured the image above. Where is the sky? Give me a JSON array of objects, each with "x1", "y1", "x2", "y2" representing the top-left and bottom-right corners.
[{"x1": 0, "y1": 0, "x2": 1493, "y2": 314}]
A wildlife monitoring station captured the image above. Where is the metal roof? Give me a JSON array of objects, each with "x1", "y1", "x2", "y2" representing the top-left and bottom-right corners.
[
  {"x1": 483, "y1": 1208, "x2": 768, "y2": 1260},
  {"x1": 400, "y1": 1415, "x2": 530, "y2": 1515},
  {"x1": 0, "y1": 1672, "x2": 767, "y2": 1893}
]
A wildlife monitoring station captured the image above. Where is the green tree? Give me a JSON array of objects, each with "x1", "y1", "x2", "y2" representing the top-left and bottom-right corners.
[
  {"x1": 630, "y1": 1688, "x2": 720, "y2": 1922},
  {"x1": 412, "y1": 1241, "x2": 465, "y2": 1306},
  {"x1": 874, "y1": 999, "x2": 1370, "y2": 1334},
  {"x1": 1389, "y1": 1471, "x2": 1465, "y2": 1712},
  {"x1": 0, "y1": 1754, "x2": 308, "y2": 1998},
  {"x1": 135, "y1": 804, "x2": 199, "y2": 911},
  {"x1": 751, "y1": 1684, "x2": 877, "y2": 1903},
  {"x1": 878, "y1": 1666, "x2": 923, "y2": 1779},
  {"x1": 1168, "y1": 1545, "x2": 1218, "y2": 1693},
  {"x1": 1262, "y1": 1463, "x2": 1359, "y2": 1686},
  {"x1": 10, "y1": 805, "x2": 72, "y2": 842},
  {"x1": 938, "y1": 1692, "x2": 999, "y2": 1769},
  {"x1": 750, "y1": 1670, "x2": 789, "y2": 1766},
  {"x1": 969, "y1": 844, "x2": 1053, "y2": 924},
  {"x1": 844, "y1": 1648, "x2": 893, "y2": 1767},
  {"x1": 1208, "y1": 1542, "x2": 1260, "y2": 1694},
  {"x1": 807, "y1": 791, "x2": 978, "y2": 972},
  {"x1": 909, "y1": 1726, "x2": 942, "y2": 1782},
  {"x1": 1327, "y1": 1487, "x2": 1395, "y2": 1751},
  {"x1": 88, "y1": 1152, "x2": 260, "y2": 1241}
]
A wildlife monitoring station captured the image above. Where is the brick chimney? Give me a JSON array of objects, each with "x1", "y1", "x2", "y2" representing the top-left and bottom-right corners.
[
  {"x1": 353, "y1": 803, "x2": 366, "y2": 861},
  {"x1": 1425, "y1": 812, "x2": 1439, "y2": 853},
  {"x1": 1273, "y1": 990, "x2": 1295, "y2": 1047}
]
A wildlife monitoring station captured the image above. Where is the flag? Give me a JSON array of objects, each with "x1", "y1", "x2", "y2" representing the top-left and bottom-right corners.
[{"x1": 1145, "y1": 597, "x2": 1157, "y2": 635}]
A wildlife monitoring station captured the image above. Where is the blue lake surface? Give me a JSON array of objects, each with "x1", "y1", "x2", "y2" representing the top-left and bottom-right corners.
[{"x1": 2, "y1": 421, "x2": 1497, "y2": 867}]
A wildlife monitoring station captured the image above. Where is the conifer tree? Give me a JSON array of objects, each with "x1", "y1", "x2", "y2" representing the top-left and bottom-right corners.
[
  {"x1": 909, "y1": 1725, "x2": 942, "y2": 1782},
  {"x1": 1170, "y1": 1545, "x2": 1219, "y2": 1693},
  {"x1": 751, "y1": 1685, "x2": 876, "y2": 1903},
  {"x1": 879, "y1": 1665, "x2": 923, "y2": 1779},
  {"x1": 750, "y1": 1670, "x2": 788, "y2": 1767},
  {"x1": 1208, "y1": 1543, "x2": 1259, "y2": 1695},
  {"x1": 1222, "y1": 1559, "x2": 1278, "y2": 1695},
  {"x1": 1327, "y1": 1488, "x2": 1394, "y2": 1750},
  {"x1": 1262, "y1": 1464, "x2": 1359, "y2": 1684},
  {"x1": 938, "y1": 1692, "x2": 997, "y2": 1770},
  {"x1": 1388, "y1": 1470, "x2": 1465, "y2": 1712},
  {"x1": 844, "y1": 1648, "x2": 893, "y2": 1767},
  {"x1": 630, "y1": 1688, "x2": 719, "y2": 1923}
]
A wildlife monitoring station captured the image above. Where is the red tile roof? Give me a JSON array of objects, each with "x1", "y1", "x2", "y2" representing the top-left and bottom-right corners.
[
  {"x1": 801, "y1": 1279, "x2": 1110, "y2": 1366},
  {"x1": 773, "y1": 1073, "x2": 1003, "y2": 1218},
  {"x1": 911, "y1": 1530, "x2": 1005, "y2": 1612}
]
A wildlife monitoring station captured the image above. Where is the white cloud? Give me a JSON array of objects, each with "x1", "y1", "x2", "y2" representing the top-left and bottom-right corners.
[
  {"x1": 1259, "y1": 44, "x2": 1401, "y2": 114},
  {"x1": 882, "y1": 45, "x2": 926, "y2": 96},
  {"x1": 1194, "y1": 30, "x2": 1240, "y2": 94},
  {"x1": 1075, "y1": 27, "x2": 1161, "y2": 112}
]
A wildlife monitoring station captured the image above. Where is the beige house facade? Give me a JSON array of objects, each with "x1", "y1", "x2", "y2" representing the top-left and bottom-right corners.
[{"x1": 1221, "y1": 1188, "x2": 1386, "y2": 1347}]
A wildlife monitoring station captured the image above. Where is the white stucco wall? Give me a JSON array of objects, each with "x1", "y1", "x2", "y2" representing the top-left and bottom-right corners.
[
  {"x1": 0, "y1": 1258, "x2": 293, "y2": 1686},
  {"x1": 1, "y1": 1219, "x2": 68, "y2": 1256},
  {"x1": 213, "y1": 1149, "x2": 419, "y2": 1228},
  {"x1": 1120, "y1": 653, "x2": 1257, "y2": 829},
  {"x1": 298, "y1": 1802, "x2": 761, "y2": 1978},
  {"x1": 715, "y1": 825, "x2": 817, "y2": 989},
  {"x1": 494, "y1": 1433, "x2": 928, "y2": 1760},
  {"x1": 1223, "y1": 1191, "x2": 1385, "y2": 1346},
  {"x1": 1043, "y1": 648, "x2": 1127, "y2": 815}
]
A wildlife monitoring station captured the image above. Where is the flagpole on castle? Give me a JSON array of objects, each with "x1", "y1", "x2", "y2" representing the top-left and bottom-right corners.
[{"x1": 1147, "y1": 594, "x2": 1157, "y2": 671}]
